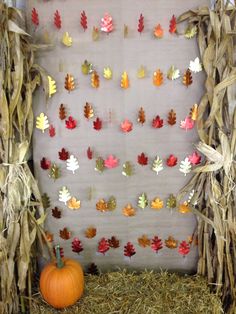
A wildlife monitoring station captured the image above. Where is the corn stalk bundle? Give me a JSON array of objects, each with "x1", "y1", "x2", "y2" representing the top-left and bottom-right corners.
[
  {"x1": 0, "y1": 3, "x2": 52, "y2": 313},
  {"x1": 177, "y1": 1, "x2": 236, "y2": 312}
]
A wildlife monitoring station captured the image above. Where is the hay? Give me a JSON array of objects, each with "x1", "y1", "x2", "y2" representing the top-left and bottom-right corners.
[{"x1": 31, "y1": 270, "x2": 222, "y2": 314}]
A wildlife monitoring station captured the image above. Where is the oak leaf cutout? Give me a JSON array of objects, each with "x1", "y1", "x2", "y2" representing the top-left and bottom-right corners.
[
  {"x1": 64, "y1": 74, "x2": 75, "y2": 92},
  {"x1": 166, "y1": 194, "x2": 176, "y2": 209},
  {"x1": 87, "y1": 147, "x2": 93, "y2": 160},
  {"x1": 189, "y1": 104, "x2": 198, "y2": 121},
  {"x1": 36, "y1": 113, "x2": 49, "y2": 133},
  {"x1": 169, "y1": 15, "x2": 177, "y2": 34},
  {"x1": 49, "y1": 125, "x2": 56, "y2": 137},
  {"x1": 137, "y1": 107, "x2": 146, "y2": 125},
  {"x1": 31, "y1": 8, "x2": 39, "y2": 26},
  {"x1": 178, "y1": 241, "x2": 190, "y2": 256},
  {"x1": 80, "y1": 10, "x2": 88, "y2": 31},
  {"x1": 97, "y1": 238, "x2": 110, "y2": 255},
  {"x1": 151, "y1": 236, "x2": 163, "y2": 253},
  {"x1": 138, "y1": 193, "x2": 148, "y2": 209},
  {"x1": 72, "y1": 238, "x2": 83, "y2": 254},
  {"x1": 84, "y1": 102, "x2": 94, "y2": 120},
  {"x1": 120, "y1": 72, "x2": 129, "y2": 89},
  {"x1": 124, "y1": 242, "x2": 136, "y2": 258},
  {"x1": 54, "y1": 10, "x2": 62, "y2": 29},
  {"x1": 91, "y1": 71, "x2": 100, "y2": 88},
  {"x1": 59, "y1": 104, "x2": 67, "y2": 120},
  {"x1": 101, "y1": 13, "x2": 114, "y2": 33},
  {"x1": 153, "y1": 24, "x2": 163, "y2": 38},
  {"x1": 167, "y1": 109, "x2": 176, "y2": 125},
  {"x1": 152, "y1": 157, "x2": 163, "y2": 175},
  {"x1": 182, "y1": 69, "x2": 193, "y2": 87},
  {"x1": 48, "y1": 76, "x2": 57, "y2": 98},
  {"x1": 137, "y1": 14, "x2": 144, "y2": 34}
]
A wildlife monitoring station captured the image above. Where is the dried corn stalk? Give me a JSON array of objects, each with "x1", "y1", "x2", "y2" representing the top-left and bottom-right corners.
[
  {"x1": 0, "y1": 3, "x2": 52, "y2": 314},
  {"x1": 177, "y1": 1, "x2": 236, "y2": 312}
]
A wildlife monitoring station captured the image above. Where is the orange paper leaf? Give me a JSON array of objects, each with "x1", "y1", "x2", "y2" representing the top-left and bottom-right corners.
[
  {"x1": 182, "y1": 69, "x2": 193, "y2": 87},
  {"x1": 122, "y1": 204, "x2": 136, "y2": 217},
  {"x1": 153, "y1": 69, "x2": 163, "y2": 87},
  {"x1": 150, "y1": 197, "x2": 163, "y2": 210},
  {"x1": 85, "y1": 227, "x2": 97, "y2": 238},
  {"x1": 137, "y1": 107, "x2": 146, "y2": 125},
  {"x1": 138, "y1": 235, "x2": 151, "y2": 247},
  {"x1": 165, "y1": 236, "x2": 178, "y2": 249},
  {"x1": 154, "y1": 24, "x2": 164, "y2": 38},
  {"x1": 120, "y1": 72, "x2": 129, "y2": 89},
  {"x1": 64, "y1": 74, "x2": 75, "y2": 92},
  {"x1": 91, "y1": 71, "x2": 100, "y2": 88},
  {"x1": 67, "y1": 197, "x2": 81, "y2": 210},
  {"x1": 96, "y1": 199, "x2": 108, "y2": 212},
  {"x1": 59, "y1": 227, "x2": 71, "y2": 240},
  {"x1": 179, "y1": 202, "x2": 191, "y2": 214},
  {"x1": 84, "y1": 102, "x2": 94, "y2": 119},
  {"x1": 189, "y1": 104, "x2": 198, "y2": 121}
]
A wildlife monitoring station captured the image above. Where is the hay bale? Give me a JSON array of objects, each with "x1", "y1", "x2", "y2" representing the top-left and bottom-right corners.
[{"x1": 31, "y1": 270, "x2": 222, "y2": 314}]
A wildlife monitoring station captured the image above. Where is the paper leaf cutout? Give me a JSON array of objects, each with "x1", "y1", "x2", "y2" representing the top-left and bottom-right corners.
[
  {"x1": 62, "y1": 32, "x2": 72, "y2": 47},
  {"x1": 189, "y1": 57, "x2": 202, "y2": 73},
  {"x1": 138, "y1": 153, "x2": 148, "y2": 166},
  {"x1": 48, "y1": 76, "x2": 57, "y2": 98},
  {"x1": 124, "y1": 242, "x2": 136, "y2": 258},
  {"x1": 64, "y1": 74, "x2": 75, "y2": 92},
  {"x1": 85, "y1": 227, "x2": 96, "y2": 239},
  {"x1": 122, "y1": 161, "x2": 134, "y2": 177},
  {"x1": 59, "y1": 186, "x2": 71, "y2": 205},
  {"x1": 48, "y1": 163, "x2": 60, "y2": 180},
  {"x1": 36, "y1": 113, "x2": 49, "y2": 133},
  {"x1": 166, "y1": 194, "x2": 176, "y2": 209},
  {"x1": 93, "y1": 117, "x2": 102, "y2": 131},
  {"x1": 54, "y1": 10, "x2": 62, "y2": 29},
  {"x1": 59, "y1": 104, "x2": 66, "y2": 120},
  {"x1": 108, "y1": 236, "x2": 120, "y2": 248},
  {"x1": 137, "y1": 107, "x2": 146, "y2": 125},
  {"x1": 150, "y1": 197, "x2": 163, "y2": 210},
  {"x1": 137, "y1": 65, "x2": 146, "y2": 79},
  {"x1": 31, "y1": 8, "x2": 39, "y2": 26},
  {"x1": 166, "y1": 155, "x2": 178, "y2": 167},
  {"x1": 137, "y1": 14, "x2": 144, "y2": 34},
  {"x1": 81, "y1": 60, "x2": 93, "y2": 75},
  {"x1": 138, "y1": 235, "x2": 151, "y2": 248},
  {"x1": 53, "y1": 247, "x2": 64, "y2": 258},
  {"x1": 122, "y1": 204, "x2": 136, "y2": 217},
  {"x1": 103, "y1": 67, "x2": 112, "y2": 80},
  {"x1": 138, "y1": 193, "x2": 148, "y2": 209},
  {"x1": 152, "y1": 156, "x2": 164, "y2": 175},
  {"x1": 189, "y1": 104, "x2": 198, "y2": 121},
  {"x1": 153, "y1": 69, "x2": 163, "y2": 87},
  {"x1": 151, "y1": 236, "x2": 163, "y2": 253},
  {"x1": 120, "y1": 72, "x2": 129, "y2": 89},
  {"x1": 179, "y1": 202, "x2": 191, "y2": 214},
  {"x1": 40, "y1": 157, "x2": 51, "y2": 170},
  {"x1": 107, "y1": 196, "x2": 116, "y2": 211},
  {"x1": 96, "y1": 199, "x2": 108, "y2": 212},
  {"x1": 67, "y1": 197, "x2": 81, "y2": 210},
  {"x1": 84, "y1": 102, "x2": 94, "y2": 120},
  {"x1": 124, "y1": 24, "x2": 128, "y2": 38},
  {"x1": 188, "y1": 151, "x2": 201, "y2": 165},
  {"x1": 66, "y1": 155, "x2": 79, "y2": 174},
  {"x1": 65, "y1": 116, "x2": 77, "y2": 129},
  {"x1": 120, "y1": 119, "x2": 133, "y2": 133},
  {"x1": 87, "y1": 147, "x2": 93, "y2": 160},
  {"x1": 80, "y1": 10, "x2": 88, "y2": 31},
  {"x1": 72, "y1": 238, "x2": 83, "y2": 254},
  {"x1": 152, "y1": 115, "x2": 164, "y2": 128},
  {"x1": 42, "y1": 193, "x2": 50, "y2": 209},
  {"x1": 165, "y1": 236, "x2": 178, "y2": 249},
  {"x1": 49, "y1": 124, "x2": 55, "y2": 137},
  {"x1": 167, "y1": 66, "x2": 180, "y2": 80},
  {"x1": 178, "y1": 241, "x2": 190, "y2": 256},
  {"x1": 59, "y1": 148, "x2": 69, "y2": 161},
  {"x1": 95, "y1": 157, "x2": 105, "y2": 173},
  {"x1": 182, "y1": 69, "x2": 193, "y2": 87},
  {"x1": 180, "y1": 117, "x2": 195, "y2": 131},
  {"x1": 60, "y1": 227, "x2": 71, "y2": 240},
  {"x1": 92, "y1": 26, "x2": 99, "y2": 41},
  {"x1": 167, "y1": 109, "x2": 176, "y2": 125},
  {"x1": 153, "y1": 24, "x2": 163, "y2": 38},
  {"x1": 105, "y1": 155, "x2": 119, "y2": 169},
  {"x1": 87, "y1": 263, "x2": 99, "y2": 275},
  {"x1": 179, "y1": 158, "x2": 192, "y2": 176},
  {"x1": 185, "y1": 25, "x2": 197, "y2": 39},
  {"x1": 101, "y1": 13, "x2": 114, "y2": 33},
  {"x1": 52, "y1": 207, "x2": 61, "y2": 219},
  {"x1": 98, "y1": 238, "x2": 110, "y2": 255},
  {"x1": 91, "y1": 71, "x2": 100, "y2": 88},
  {"x1": 169, "y1": 15, "x2": 177, "y2": 34}
]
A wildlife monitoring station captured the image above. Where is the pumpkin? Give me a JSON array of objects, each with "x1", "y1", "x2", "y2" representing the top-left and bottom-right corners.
[{"x1": 40, "y1": 245, "x2": 84, "y2": 309}]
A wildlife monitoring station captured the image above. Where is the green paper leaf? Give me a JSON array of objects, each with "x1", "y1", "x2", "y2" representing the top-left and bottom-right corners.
[
  {"x1": 48, "y1": 163, "x2": 60, "y2": 181},
  {"x1": 107, "y1": 196, "x2": 116, "y2": 211},
  {"x1": 81, "y1": 60, "x2": 93, "y2": 75},
  {"x1": 138, "y1": 193, "x2": 148, "y2": 209},
  {"x1": 95, "y1": 157, "x2": 105, "y2": 173},
  {"x1": 122, "y1": 161, "x2": 134, "y2": 177},
  {"x1": 184, "y1": 25, "x2": 197, "y2": 39},
  {"x1": 41, "y1": 193, "x2": 50, "y2": 209},
  {"x1": 166, "y1": 194, "x2": 176, "y2": 209}
]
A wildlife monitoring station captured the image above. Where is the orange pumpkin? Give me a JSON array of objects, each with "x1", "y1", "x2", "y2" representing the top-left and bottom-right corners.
[{"x1": 40, "y1": 245, "x2": 84, "y2": 309}]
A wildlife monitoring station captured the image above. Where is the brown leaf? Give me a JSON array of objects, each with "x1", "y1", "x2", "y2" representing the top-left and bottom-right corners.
[
  {"x1": 165, "y1": 236, "x2": 178, "y2": 249},
  {"x1": 52, "y1": 207, "x2": 61, "y2": 219},
  {"x1": 108, "y1": 236, "x2": 120, "y2": 248},
  {"x1": 59, "y1": 104, "x2": 66, "y2": 120},
  {"x1": 167, "y1": 109, "x2": 176, "y2": 125},
  {"x1": 182, "y1": 69, "x2": 193, "y2": 87},
  {"x1": 137, "y1": 107, "x2": 146, "y2": 125},
  {"x1": 59, "y1": 227, "x2": 71, "y2": 240},
  {"x1": 84, "y1": 102, "x2": 94, "y2": 119},
  {"x1": 85, "y1": 227, "x2": 97, "y2": 238},
  {"x1": 96, "y1": 199, "x2": 108, "y2": 212},
  {"x1": 138, "y1": 234, "x2": 151, "y2": 247}
]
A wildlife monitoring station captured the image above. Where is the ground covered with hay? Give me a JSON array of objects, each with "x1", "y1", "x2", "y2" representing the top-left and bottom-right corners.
[{"x1": 32, "y1": 270, "x2": 222, "y2": 314}]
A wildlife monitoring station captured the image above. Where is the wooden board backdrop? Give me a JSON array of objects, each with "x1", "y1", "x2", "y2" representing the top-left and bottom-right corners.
[{"x1": 26, "y1": 0, "x2": 209, "y2": 272}]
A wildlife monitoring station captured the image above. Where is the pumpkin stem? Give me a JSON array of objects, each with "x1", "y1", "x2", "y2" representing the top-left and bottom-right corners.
[{"x1": 55, "y1": 245, "x2": 64, "y2": 268}]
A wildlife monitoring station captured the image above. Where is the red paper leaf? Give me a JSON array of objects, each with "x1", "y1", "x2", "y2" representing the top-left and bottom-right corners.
[
  {"x1": 188, "y1": 151, "x2": 201, "y2": 165},
  {"x1": 80, "y1": 10, "x2": 88, "y2": 31},
  {"x1": 166, "y1": 154, "x2": 178, "y2": 167},
  {"x1": 53, "y1": 246, "x2": 64, "y2": 258},
  {"x1": 169, "y1": 15, "x2": 177, "y2": 34},
  {"x1": 124, "y1": 242, "x2": 136, "y2": 258},
  {"x1": 120, "y1": 119, "x2": 133, "y2": 133},
  {"x1": 137, "y1": 152, "x2": 148, "y2": 166},
  {"x1": 52, "y1": 207, "x2": 61, "y2": 219},
  {"x1": 152, "y1": 115, "x2": 164, "y2": 128},
  {"x1": 97, "y1": 238, "x2": 110, "y2": 255},
  {"x1": 40, "y1": 157, "x2": 51, "y2": 170},
  {"x1": 180, "y1": 117, "x2": 195, "y2": 131},
  {"x1": 93, "y1": 117, "x2": 102, "y2": 130},
  {"x1": 72, "y1": 237, "x2": 84, "y2": 254},
  {"x1": 178, "y1": 241, "x2": 190, "y2": 256},
  {"x1": 65, "y1": 116, "x2": 77, "y2": 129},
  {"x1": 49, "y1": 124, "x2": 56, "y2": 137},
  {"x1": 138, "y1": 14, "x2": 144, "y2": 34},
  {"x1": 151, "y1": 236, "x2": 163, "y2": 253},
  {"x1": 87, "y1": 147, "x2": 93, "y2": 160},
  {"x1": 104, "y1": 155, "x2": 119, "y2": 169},
  {"x1": 54, "y1": 10, "x2": 62, "y2": 29},
  {"x1": 31, "y1": 8, "x2": 39, "y2": 26},
  {"x1": 58, "y1": 148, "x2": 69, "y2": 161}
]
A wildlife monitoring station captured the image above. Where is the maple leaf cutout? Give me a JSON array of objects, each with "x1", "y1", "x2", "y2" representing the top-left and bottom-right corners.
[
  {"x1": 150, "y1": 198, "x2": 163, "y2": 210},
  {"x1": 67, "y1": 197, "x2": 81, "y2": 210},
  {"x1": 52, "y1": 207, "x2": 61, "y2": 219},
  {"x1": 108, "y1": 236, "x2": 120, "y2": 248},
  {"x1": 165, "y1": 236, "x2": 178, "y2": 249},
  {"x1": 59, "y1": 104, "x2": 66, "y2": 120},
  {"x1": 180, "y1": 117, "x2": 194, "y2": 131},
  {"x1": 98, "y1": 238, "x2": 110, "y2": 255},
  {"x1": 137, "y1": 107, "x2": 146, "y2": 125},
  {"x1": 154, "y1": 24, "x2": 163, "y2": 38},
  {"x1": 103, "y1": 67, "x2": 112, "y2": 80},
  {"x1": 65, "y1": 116, "x2": 77, "y2": 129},
  {"x1": 80, "y1": 10, "x2": 88, "y2": 31},
  {"x1": 124, "y1": 242, "x2": 136, "y2": 258},
  {"x1": 72, "y1": 238, "x2": 83, "y2": 254},
  {"x1": 151, "y1": 236, "x2": 163, "y2": 253},
  {"x1": 120, "y1": 119, "x2": 133, "y2": 133},
  {"x1": 87, "y1": 147, "x2": 93, "y2": 160},
  {"x1": 54, "y1": 10, "x2": 62, "y2": 29},
  {"x1": 179, "y1": 202, "x2": 191, "y2": 214},
  {"x1": 66, "y1": 155, "x2": 79, "y2": 174},
  {"x1": 60, "y1": 227, "x2": 71, "y2": 240},
  {"x1": 138, "y1": 235, "x2": 150, "y2": 248},
  {"x1": 31, "y1": 8, "x2": 39, "y2": 26},
  {"x1": 138, "y1": 152, "x2": 148, "y2": 166},
  {"x1": 166, "y1": 154, "x2": 178, "y2": 167},
  {"x1": 93, "y1": 117, "x2": 102, "y2": 131},
  {"x1": 178, "y1": 241, "x2": 190, "y2": 256},
  {"x1": 40, "y1": 157, "x2": 51, "y2": 170},
  {"x1": 49, "y1": 124, "x2": 56, "y2": 137},
  {"x1": 36, "y1": 113, "x2": 49, "y2": 133},
  {"x1": 188, "y1": 151, "x2": 201, "y2": 165},
  {"x1": 120, "y1": 72, "x2": 129, "y2": 89},
  {"x1": 64, "y1": 74, "x2": 75, "y2": 92},
  {"x1": 152, "y1": 115, "x2": 164, "y2": 128},
  {"x1": 137, "y1": 14, "x2": 144, "y2": 34},
  {"x1": 169, "y1": 15, "x2": 177, "y2": 34},
  {"x1": 182, "y1": 69, "x2": 193, "y2": 87},
  {"x1": 85, "y1": 227, "x2": 96, "y2": 239},
  {"x1": 189, "y1": 57, "x2": 202, "y2": 73},
  {"x1": 167, "y1": 66, "x2": 180, "y2": 80},
  {"x1": 58, "y1": 148, "x2": 69, "y2": 161},
  {"x1": 153, "y1": 69, "x2": 163, "y2": 87},
  {"x1": 96, "y1": 199, "x2": 108, "y2": 212},
  {"x1": 122, "y1": 204, "x2": 136, "y2": 217},
  {"x1": 167, "y1": 109, "x2": 176, "y2": 125},
  {"x1": 105, "y1": 155, "x2": 119, "y2": 169}
]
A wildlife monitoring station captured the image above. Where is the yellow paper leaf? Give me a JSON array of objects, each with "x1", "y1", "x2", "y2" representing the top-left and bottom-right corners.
[
  {"x1": 36, "y1": 113, "x2": 49, "y2": 133},
  {"x1": 165, "y1": 236, "x2": 178, "y2": 249},
  {"x1": 137, "y1": 65, "x2": 146, "y2": 79},
  {"x1": 62, "y1": 32, "x2": 73, "y2": 47},
  {"x1": 138, "y1": 235, "x2": 151, "y2": 247},
  {"x1": 122, "y1": 204, "x2": 136, "y2": 216},
  {"x1": 184, "y1": 25, "x2": 197, "y2": 39},
  {"x1": 150, "y1": 197, "x2": 163, "y2": 210},
  {"x1": 179, "y1": 202, "x2": 191, "y2": 214},
  {"x1": 103, "y1": 67, "x2": 112, "y2": 80},
  {"x1": 67, "y1": 197, "x2": 81, "y2": 210},
  {"x1": 48, "y1": 76, "x2": 57, "y2": 98},
  {"x1": 190, "y1": 104, "x2": 198, "y2": 120},
  {"x1": 96, "y1": 199, "x2": 108, "y2": 212}
]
